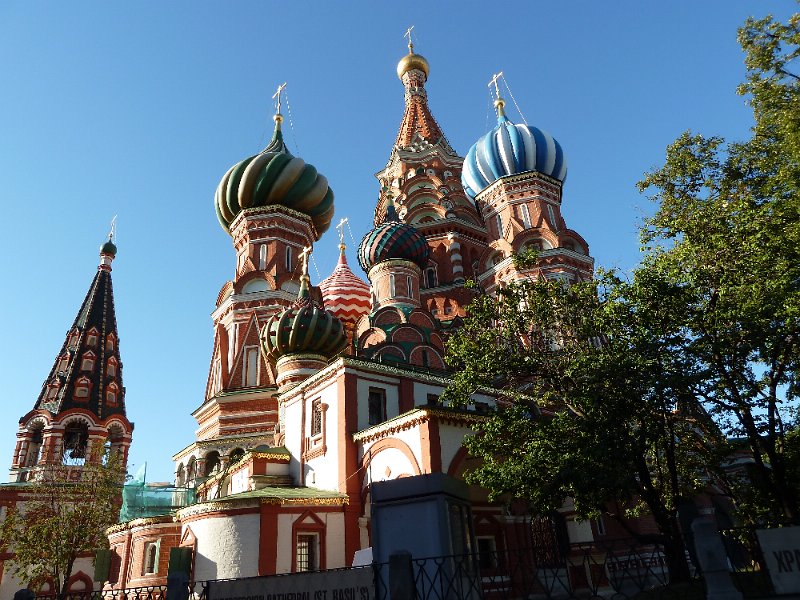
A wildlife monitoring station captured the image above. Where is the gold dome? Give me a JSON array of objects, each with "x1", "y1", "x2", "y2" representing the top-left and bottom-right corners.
[{"x1": 397, "y1": 51, "x2": 429, "y2": 80}]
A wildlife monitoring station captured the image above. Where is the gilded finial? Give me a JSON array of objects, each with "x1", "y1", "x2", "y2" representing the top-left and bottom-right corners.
[{"x1": 489, "y1": 71, "x2": 506, "y2": 119}]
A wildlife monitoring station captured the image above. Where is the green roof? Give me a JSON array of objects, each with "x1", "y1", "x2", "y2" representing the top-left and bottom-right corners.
[{"x1": 215, "y1": 486, "x2": 347, "y2": 503}]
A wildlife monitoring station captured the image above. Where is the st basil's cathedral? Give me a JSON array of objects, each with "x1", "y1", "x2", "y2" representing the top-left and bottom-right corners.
[{"x1": 0, "y1": 40, "x2": 609, "y2": 594}]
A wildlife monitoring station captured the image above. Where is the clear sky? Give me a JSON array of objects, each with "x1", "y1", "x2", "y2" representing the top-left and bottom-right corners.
[{"x1": 1, "y1": 1, "x2": 795, "y2": 484}]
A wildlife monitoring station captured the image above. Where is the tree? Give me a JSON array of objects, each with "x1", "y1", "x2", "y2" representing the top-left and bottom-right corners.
[
  {"x1": 443, "y1": 269, "x2": 719, "y2": 582},
  {"x1": 637, "y1": 9, "x2": 800, "y2": 524},
  {"x1": 0, "y1": 453, "x2": 125, "y2": 598}
]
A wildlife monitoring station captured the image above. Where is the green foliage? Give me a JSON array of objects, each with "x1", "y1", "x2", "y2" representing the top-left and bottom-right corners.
[
  {"x1": 0, "y1": 455, "x2": 125, "y2": 597},
  {"x1": 637, "y1": 8, "x2": 800, "y2": 524}
]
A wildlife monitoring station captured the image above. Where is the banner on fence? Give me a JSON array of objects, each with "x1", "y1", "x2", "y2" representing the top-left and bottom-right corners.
[
  {"x1": 757, "y1": 526, "x2": 800, "y2": 595},
  {"x1": 207, "y1": 566, "x2": 375, "y2": 600}
]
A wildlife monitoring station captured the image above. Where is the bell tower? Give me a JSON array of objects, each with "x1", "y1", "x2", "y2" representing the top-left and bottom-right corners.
[{"x1": 9, "y1": 234, "x2": 133, "y2": 483}]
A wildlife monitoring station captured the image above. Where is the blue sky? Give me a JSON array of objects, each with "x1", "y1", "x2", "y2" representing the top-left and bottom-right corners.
[{"x1": 1, "y1": 2, "x2": 794, "y2": 483}]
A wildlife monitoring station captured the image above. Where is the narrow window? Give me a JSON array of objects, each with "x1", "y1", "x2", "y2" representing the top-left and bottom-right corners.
[
  {"x1": 286, "y1": 246, "x2": 293, "y2": 272},
  {"x1": 477, "y1": 537, "x2": 498, "y2": 570},
  {"x1": 74, "y1": 377, "x2": 91, "y2": 400},
  {"x1": 425, "y1": 267, "x2": 437, "y2": 289},
  {"x1": 56, "y1": 354, "x2": 68, "y2": 374},
  {"x1": 426, "y1": 394, "x2": 439, "y2": 406},
  {"x1": 86, "y1": 329, "x2": 98, "y2": 347},
  {"x1": 311, "y1": 399, "x2": 322, "y2": 436},
  {"x1": 368, "y1": 388, "x2": 387, "y2": 426},
  {"x1": 406, "y1": 276, "x2": 413, "y2": 297},
  {"x1": 519, "y1": 204, "x2": 532, "y2": 229},
  {"x1": 389, "y1": 274, "x2": 396, "y2": 297},
  {"x1": 244, "y1": 347, "x2": 259, "y2": 387},
  {"x1": 495, "y1": 213, "x2": 503, "y2": 237},
  {"x1": 107, "y1": 358, "x2": 117, "y2": 378},
  {"x1": 106, "y1": 335, "x2": 115, "y2": 352},
  {"x1": 547, "y1": 204, "x2": 557, "y2": 229},
  {"x1": 296, "y1": 534, "x2": 318, "y2": 572},
  {"x1": 81, "y1": 352, "x2": 95, "y2": 372},
  {"x1": 106, "y1": 385, "x2": 118, "y2": 406},
  {"x1": 259, "y1": 244, "x2": 267, "y2": 270},
  {"x1": 143, "y1": 541, "x2": 159, "y2": 575}
]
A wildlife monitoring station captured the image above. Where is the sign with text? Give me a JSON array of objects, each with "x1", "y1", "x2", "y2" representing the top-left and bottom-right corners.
[
  {"x1": 207, "y1": 566, "x2": 375, "y2": 600},
  {"x1": 757, "y1": 526, "x2": 800, "y2": 595}
]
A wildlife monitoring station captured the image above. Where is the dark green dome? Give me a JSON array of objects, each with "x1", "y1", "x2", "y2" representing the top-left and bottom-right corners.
[
  {"x1": 214, "y1": 122, "x2": 335, "y2": 239},
  {"x1": 358, "y1": 200, "x2": 429, "y2": 273},
  {"x1": 100, "y1": 237, "x2": 117, "y2": 257},
  {"x1": 262, "y1": 278, "x2": 347, "y2": 361}
]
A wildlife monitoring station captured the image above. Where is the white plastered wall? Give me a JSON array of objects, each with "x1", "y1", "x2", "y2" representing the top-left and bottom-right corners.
[
  {"x1": 356, "y1": 376, "x2": 399, "y2": 431},
  {"x1": 188, "y1": 513, "x2": 260, "y2": 580}
]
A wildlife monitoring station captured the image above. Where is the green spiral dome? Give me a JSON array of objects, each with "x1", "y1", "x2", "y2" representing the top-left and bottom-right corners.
[
  {"x1": 262, "y1": 279, "x2": 347, "y2": 361},
  {"x1": 215, "y1": 124, "x2": 335, "y2": 238}
]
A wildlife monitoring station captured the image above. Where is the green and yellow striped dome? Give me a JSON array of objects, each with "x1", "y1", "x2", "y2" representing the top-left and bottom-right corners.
[
  {"x1": 215, "y1": 121, "x2": 334, "y2": 238},
  {"x1": 261, "y1": 277, "x2": 347, "y2": 361}
]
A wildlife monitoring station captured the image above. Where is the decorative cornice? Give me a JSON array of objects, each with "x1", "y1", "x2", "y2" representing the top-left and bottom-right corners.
[{"x1": 106, "y1": 515, "x2": 175, "y2": 535}]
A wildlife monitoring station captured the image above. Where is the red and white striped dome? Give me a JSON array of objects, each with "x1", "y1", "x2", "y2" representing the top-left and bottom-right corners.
[{"x1": 320, "y1": 245, "x2": 371, "y2": 325}]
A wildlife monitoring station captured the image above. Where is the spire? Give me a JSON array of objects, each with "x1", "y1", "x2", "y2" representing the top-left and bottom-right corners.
[
  {"x1": 394, "y1": 31, "x2": 447, "y2": 150},
  {"x1": 297, "y1": 245, "x2": 312, "y2": 300},
  {"x1": 34, "y1": 236, "x2": 126, "y2": 421},
  {"x1": 263, "y1": 82, "x2": 289, "y2": 154}
]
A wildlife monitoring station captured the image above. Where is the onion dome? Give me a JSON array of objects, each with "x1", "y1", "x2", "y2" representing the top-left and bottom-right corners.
[
  {"x1": 100, "y1": 235, "x2": 117, "y2": 258},
  {"x1": 214, "y1": 115, "x2": 335, "y2": 238},
  {"x1": 262, "y1": 255, "x2": 347, "y2": 361},
  {"x1": 397, "y1": 48, "x2": 430, "y2": 80},
  {"x1": 358, "y1": 198, "x2": 430, "y2": 273},
  {"x1": 320, "y1": 243, "x2": 371, "y2": 325},
  {"x1": 461, "y1": 97, "x2": 567, "y2": 200}
]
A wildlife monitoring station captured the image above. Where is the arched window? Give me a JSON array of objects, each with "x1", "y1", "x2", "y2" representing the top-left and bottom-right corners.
[
  {"x1": 107, "y1": 357, "x2": 117, "y2": 378},
  {"x1": 406, "y1": 276, "x2": 413, "y2": 297},
  {"x1": 259, "y1": 244, "x2": 267, "y2": 270},
  {"x1": 81, "y1": 351, "x2": 96, "y2": 372},
  {"x1": 143, "y1": 541, "x2": 159, "y2": 575},
  {"x1": 389, "y1": 274, "x2": 396, "y2": 297},
  {"x1": 495, "y1": 213, "x2": 503, "y2": 237},
  {"x1": 229, "y1": 448, "x2": 245, "y2": 465},
  {"x1": 176, "y1": 463, "x2": 186, "y2": 487},
  {"x1": 425, "y1": 267, "x2": 437, "y2": 289},
  {"x1": 285, "y1": 246, "x2": 293, "y2": 272},
  {"x1": 186, "y1": 457, "x2": 197, "y2": 488},
  {"x1": 74, "y1": 377, "x2": 91, "y2": 400},
  {"x1": 519, "y1": 204, "x2": 532, "y2": 229},
  {"x1": 26, "y1": 423, "x2": 45, "y2": 466},
  {"x1": 204, "y1": 451, "x2": 221, "y2": 477},
  {"x1": 106, "y1": 383, "x2": 119, "y2": 406},
  {"x1": 62, "y1": 420, "x2": 89, "y2": 464},
  {"x1": 106, "y1": 334, "x2": 115, "y2": 352},
  {"x1": 547, "y1": 204, "x2": 558, "y2": 229},
  {"x1": 85, "y1": 328, "x2": 99, "y2": 347}
]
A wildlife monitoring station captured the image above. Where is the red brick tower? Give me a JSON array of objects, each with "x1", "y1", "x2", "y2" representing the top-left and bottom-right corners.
[
  {"x1": 9, "y1": 235, "x2": 133, "y2": 483},
  {"x1": 175, "y1": 97, "x2": 336, "y2": 485},
  {"x1": 376, "y1": 36, "x2": 488, "y2": 322}
]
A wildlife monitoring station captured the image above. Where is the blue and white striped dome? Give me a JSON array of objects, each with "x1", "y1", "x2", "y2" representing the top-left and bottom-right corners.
[{"x1": 461, "y1": 115, "x2": 567, "y2": 200}]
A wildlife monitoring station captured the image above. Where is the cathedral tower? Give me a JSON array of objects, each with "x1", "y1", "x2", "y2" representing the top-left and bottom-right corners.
[
  {"x1": 9, "y1": 236, "x2": 133, "y2": 483},
  {"x1": 376, "y1": 36, "x2": 488, "y2": 322},
  {"x1": 175, "y1": 95, "x2": 337, "y2": 486},
  {"x1": 462, "y1": 81, "x2": 594, "y2": 289}
]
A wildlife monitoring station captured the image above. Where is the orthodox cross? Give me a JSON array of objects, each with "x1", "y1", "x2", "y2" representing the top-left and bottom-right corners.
[
  {"x1": 404, "y1": 25, "x2": 415, "y2": 52},
  {"x1": 272, "y1": 82, "x2": 287, "y2": 115},
  {"x1": 488, "y1": 71, "x2": 504, "y2": 99},
  {"x1": 336, "y1": 218, "x2": 348, "y2": 245},
  {"x1": 299, "y1": 245, "x2": 312, "y2": 276},
  {"x1": 109, "y1": 215, "x2": 118, "y2": 241}
]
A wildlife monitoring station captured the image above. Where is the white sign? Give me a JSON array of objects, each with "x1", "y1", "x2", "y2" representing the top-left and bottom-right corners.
[
  {"x1": 757, "y1": 526, "x2": 800, "y2": 595},
  {"x1": 208, "y1": 566, "x2": 375, "y2": 600}
]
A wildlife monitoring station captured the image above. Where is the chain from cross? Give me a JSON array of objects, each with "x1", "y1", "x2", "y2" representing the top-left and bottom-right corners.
[
  {"x1": 299, "y1": 245, "x2": 312, "y2": 276},
  {"x1": 404, "y1": 25, "x2": 415, "y2": 51},
  {"x1": 336, "y1": 218, "x2": 348, "y2": 244},
  {"x1": 272, "y1": 82, "x2": 287, "y2": 115},
  {"x1": 488, "y1": 71, "x2": 504, "y2": 99}
]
